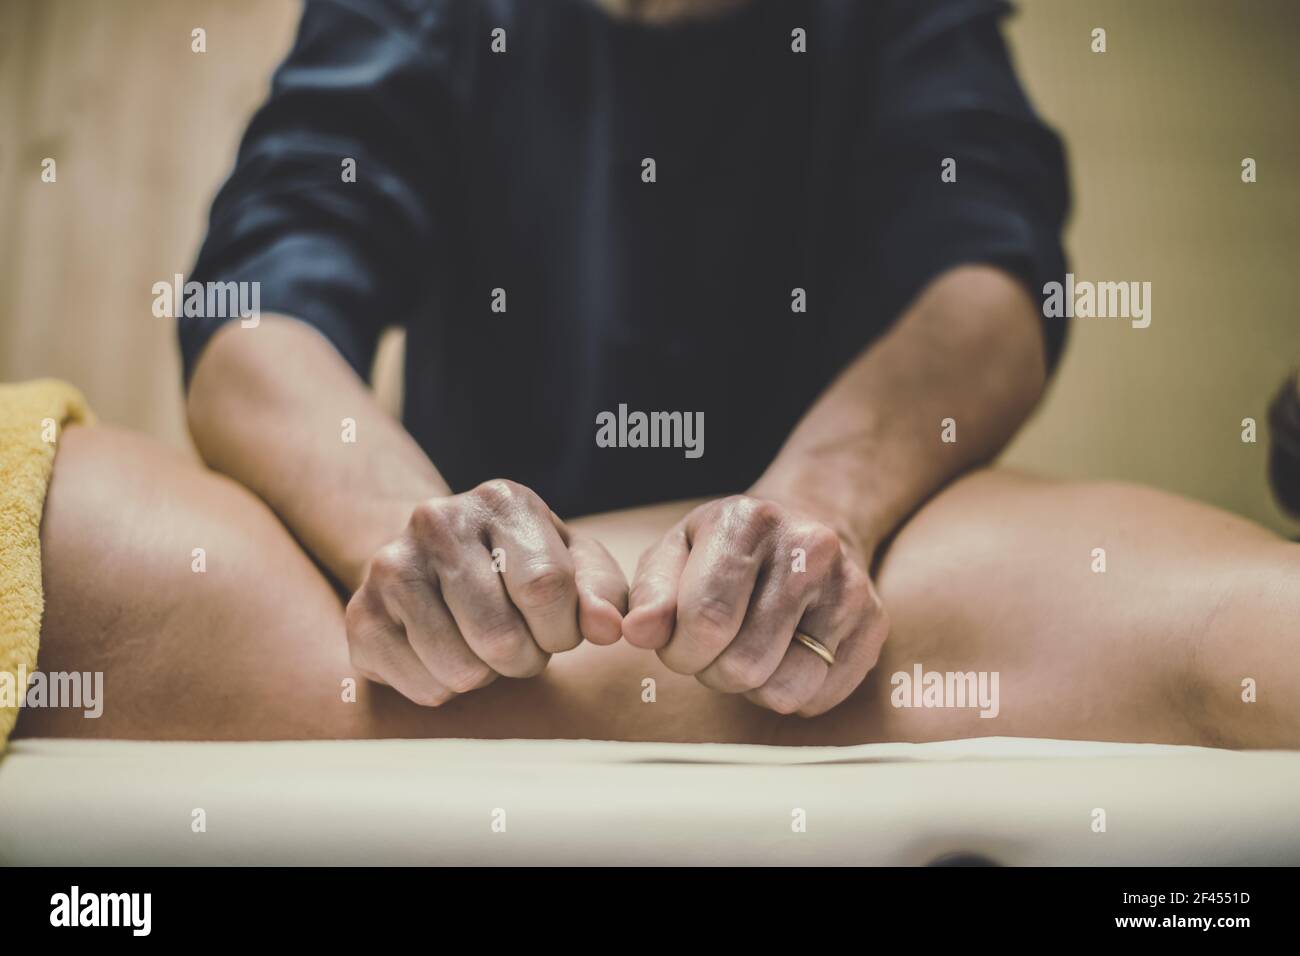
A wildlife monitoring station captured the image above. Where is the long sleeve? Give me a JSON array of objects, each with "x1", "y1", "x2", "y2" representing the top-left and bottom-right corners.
[
  {"x1": 860, "y1": 0, "x2": 1071, "y2": 369},
  {"x1": 179, "y1": 0, "x2": 451, "y2": 384}
]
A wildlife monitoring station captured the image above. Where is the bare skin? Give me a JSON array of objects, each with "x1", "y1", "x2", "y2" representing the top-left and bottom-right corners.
[
  {"x1": 17, "y1": 423, "x2": 1299, "y2": 749},
  {"x1": 185, "y1": 267, "x2": 1047, "y2": 718}
]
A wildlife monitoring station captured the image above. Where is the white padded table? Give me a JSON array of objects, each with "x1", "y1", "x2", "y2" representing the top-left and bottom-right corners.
[{"x1": 2, "y1": 736, "x2": 1298, "y2": 865}]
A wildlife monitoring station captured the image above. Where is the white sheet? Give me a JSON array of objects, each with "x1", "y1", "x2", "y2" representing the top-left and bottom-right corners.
[{"x1": 3, "y1": 736, "x2": 1298, "y2": 865}]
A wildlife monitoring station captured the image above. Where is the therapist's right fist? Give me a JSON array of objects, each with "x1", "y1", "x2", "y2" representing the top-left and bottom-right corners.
[{"x1": 345, "y1": 479, "x2": 628, "y2": 706}]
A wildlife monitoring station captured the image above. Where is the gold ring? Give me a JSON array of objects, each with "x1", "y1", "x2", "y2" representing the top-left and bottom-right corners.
[{"x1": 793, "y1": 631, "x2": 835, "y2": 666}]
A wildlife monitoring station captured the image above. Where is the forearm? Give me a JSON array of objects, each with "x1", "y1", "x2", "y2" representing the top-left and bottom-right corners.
[
  {"x1": 186, "y1": 315, "x2": 447, "y2": 591},
  {"x1": 751, "y1": 265, "x2": 1049, "y2": 557}
]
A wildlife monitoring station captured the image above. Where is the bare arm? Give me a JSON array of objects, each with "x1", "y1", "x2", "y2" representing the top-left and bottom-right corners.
[
  {"x1": 186, "y1": 316, "x2": 627, "y2": 707},
  {"x1": 186, "y1": 315, "x2": 446, "y2": 593},
  {"x1": 750, "y1": 265, "x2": 1049, "y2": 558},
  {"x1": 625, "y1": 265, "x2": 1052, "y2": 717}
]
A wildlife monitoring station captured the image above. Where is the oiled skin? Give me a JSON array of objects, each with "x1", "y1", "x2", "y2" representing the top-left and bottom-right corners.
[{"x1": 17, "y1": 424, "x2": 1300, "y2": 748}]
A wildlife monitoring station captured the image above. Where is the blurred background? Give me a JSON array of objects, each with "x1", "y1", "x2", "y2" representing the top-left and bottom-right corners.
[{"x1": 1, "y1": 0, "x2": 1296, "y2": 532}]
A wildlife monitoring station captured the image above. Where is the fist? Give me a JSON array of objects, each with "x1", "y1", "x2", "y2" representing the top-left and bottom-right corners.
[
  {"x1": 623, "y1": 495, "x2": 888, "y2": 716},
  {"x1": 346, "y1": 479, "x2": 627, "y2": 706}
]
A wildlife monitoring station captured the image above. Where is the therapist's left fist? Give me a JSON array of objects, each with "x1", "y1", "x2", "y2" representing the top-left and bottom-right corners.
[{"x1": 623, "y1": 494, "x2": 889, "y2": 716}]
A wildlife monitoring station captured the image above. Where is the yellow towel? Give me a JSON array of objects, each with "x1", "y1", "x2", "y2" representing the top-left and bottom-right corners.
[{"x1": 0, "y1": 380, "x2": 94, "y2": 749}]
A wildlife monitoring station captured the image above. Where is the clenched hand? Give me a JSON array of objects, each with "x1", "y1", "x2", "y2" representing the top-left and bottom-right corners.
[
  {"x1": 622, "y1": 494, "x2": 889, "y2": 716},
  {"x1": 346, "y1": 479, "x2": 627, "y2": 706}
]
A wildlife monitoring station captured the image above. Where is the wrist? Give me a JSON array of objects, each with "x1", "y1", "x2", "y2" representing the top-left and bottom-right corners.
[
  {"x1": 747, "y1": 470, "x2": 881, "y2": 565},
  {"x1": 338, "y1": 492, "x2": 441, "y2": 593}
]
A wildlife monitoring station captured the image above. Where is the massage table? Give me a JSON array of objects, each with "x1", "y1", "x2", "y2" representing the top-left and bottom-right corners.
[{"x1": 3, "y1": 735, "x2": 1298, "y2": 864}]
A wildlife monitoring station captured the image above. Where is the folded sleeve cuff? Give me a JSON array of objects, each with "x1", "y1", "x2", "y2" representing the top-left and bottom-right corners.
[
  {"x1": 879, "y1": 193, "x2": 1070, "y2": 372},
  {"x1": 178, "y1": 231, "x2": 388, "y2": 387}
]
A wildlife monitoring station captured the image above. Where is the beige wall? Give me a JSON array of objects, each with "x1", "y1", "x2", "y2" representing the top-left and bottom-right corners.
[
  {"x1": 1002, "y1": 0, "x2": 1300, "y2": 536},
  {"x1": 0, "y1": 0, "x2": 303, "y2": 448},
  {"x1": 1, "y1": 0, "x2": 1296, "y2": 534}
]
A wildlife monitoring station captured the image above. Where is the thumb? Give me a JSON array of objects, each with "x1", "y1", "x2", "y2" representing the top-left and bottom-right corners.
[
  {"x1": 623, "y1": 523, "x2": 690, "y2": 650},
  {"x1": 569, "y1": 533, "x2": 628, "y2": 646}
]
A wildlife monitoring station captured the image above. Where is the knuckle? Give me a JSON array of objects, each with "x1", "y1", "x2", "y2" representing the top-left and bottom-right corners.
[
  {"x1": 823, "y1": 602, "x2": 859, "y2": 639},
  {"x1": 473, "y1": 478, "x2": 523, "y2": 509},
  {"x1": 681, "y1": 595, "x2": 738, "y2": 642},
  {"x1": 717, "y1": 493, "x2": 749, "y2": 515},
  {"x1": 516, "y1": 565, "x2": 575, "y2": 609},
  {"x1": 713, "y1": 647, "x2": 770, "y2": 690},
  {"x1": 656, "y1": 645, "x2": 695, "y2": 675},
  {"x1": 345, "y1": 625, "x2": 371, "y2": 667},
  {"x1": 841, "y1": 551, "x2": 871, "y2": 588},
  {"x1": 345, "y1": 626, "x2": 395, "y2": 689},
  {"x1": 747, "y1": 498, "x2": 784, "y2": 530},
  {"x1": 354, "y1": 664, "x2": 383, "y2": 685},
  {"x1": 413, "y1": 683, "x2": 455, "y2": 708},
  {"x1": 804, "y1": 523, "x2": 843, "y2": 563},
  {"x1": 721, "y1": 494, "x2": 780, "y2": 531},
  {"x1": 821, "y1": 582, "x2": 867, "y2": 630},
  {"x1": 818, "y1": 564, "x2": 872, "y2": 628},
  {"x1": 409, "y1": 499, "x2": 455, "y2": 542},
  {"x1": 867, "y1": 601, "x2": 892, "y2": 646},
  {"x1": 343, "y1": 591, "x2": 368, "y2": 633},
  {"x1": 366, "y1": 543, "x2": 413, "y2": 587},
  {"x1": 721, "y1": 549, "x2": 763, "y2": 578},
  {"x1": 542, "y1": 631, "x2": 582, "y2": 654},
  {"x1": 346, "y1": 643, "x2": 373, "y2": 677},
  {"x1": 443, "y1": 663, "x2": 492, "y2": 695},
  {"x1": 778, "y1": 559, "x2": 819, "y2": 600},
  {"x1": 755, "y1": 681, "x2": 804, "y2": 715},
  {"x1": 515, "y1": 655, "x2": 549, "y2": 678},
  {"x1": 474, "y1": 617, "x2": 530, "y2": 665},
  {"x1": 345, "y1": 597, "x2": 385, "y2": 653}
]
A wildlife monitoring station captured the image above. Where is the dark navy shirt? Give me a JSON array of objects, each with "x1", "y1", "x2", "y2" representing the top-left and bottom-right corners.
[{"x1": 181, "y1": 0, "x2": 1069, "y2": 517}]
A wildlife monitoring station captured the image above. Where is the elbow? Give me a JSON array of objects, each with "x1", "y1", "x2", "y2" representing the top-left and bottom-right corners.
[{"x1": 921, "y1": 264, "x2": 1053, "y2": 420}]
